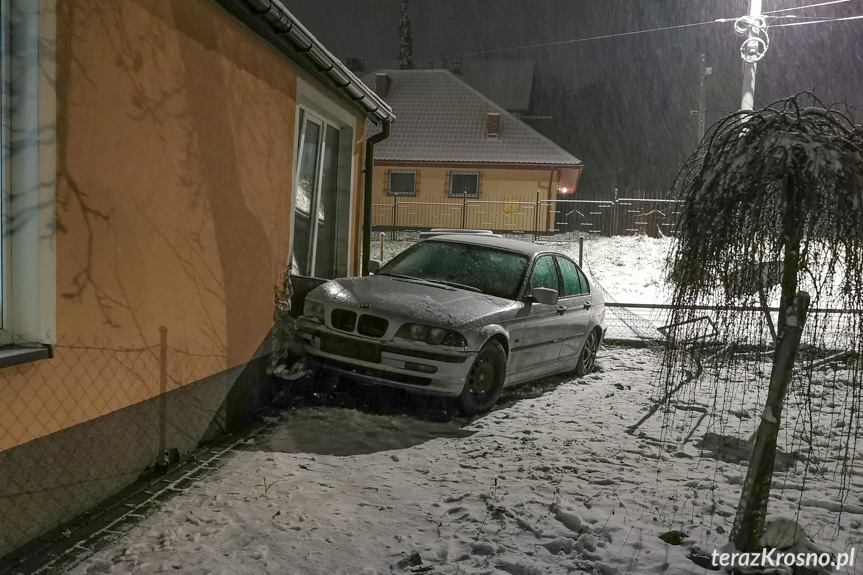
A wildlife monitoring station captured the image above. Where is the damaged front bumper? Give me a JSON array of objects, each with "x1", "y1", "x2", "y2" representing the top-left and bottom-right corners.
[{"x1": 297, "y1": 323, "x2": 475, "y2": 396}]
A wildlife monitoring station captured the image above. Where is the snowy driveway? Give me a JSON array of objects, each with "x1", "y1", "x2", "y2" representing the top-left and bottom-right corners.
[{"x1": 71, "y1": 347, "x2": 862, "y2": 575}]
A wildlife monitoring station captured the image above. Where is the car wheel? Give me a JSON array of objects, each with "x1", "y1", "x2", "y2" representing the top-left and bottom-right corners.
[
  {"x1": 575, "y1": 328, "x2": 601, "y2": 376},
  {"x1": 457, "y1": 340, "x2": 506, "y2": 416}
]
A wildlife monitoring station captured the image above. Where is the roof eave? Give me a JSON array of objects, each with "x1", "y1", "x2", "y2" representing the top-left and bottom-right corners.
[{"x1": 213, "y1": 0, "x2": 395, "y2": 125}]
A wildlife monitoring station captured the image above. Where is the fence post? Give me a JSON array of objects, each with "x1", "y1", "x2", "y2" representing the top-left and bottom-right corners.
[
  {"x1": 579, "y1": 236, "x2": 584, "y2": 267},
  {"x1": 461, "y1": 195, "x2": 467, "y2": 229},
  {"x1": 392, "y1": 197, "x2": 397, "y2": 240},
  {"x1": 379, "y1": 232, "x2": 385, "y2": 261},
  {"x1": 158, "y1": 325, "x2": 168, "y2": 466},
  {"x1": 534, "y1": 191, "x2": 540, "y2": 242}
]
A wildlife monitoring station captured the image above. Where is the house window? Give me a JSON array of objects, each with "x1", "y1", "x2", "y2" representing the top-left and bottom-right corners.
[
  {"x1": 292, "y1": 107, "x2": 353, "y2": 279},
  {"x1": 0, "y1": 0, "x2": 57, "y2": 351},
  {"x1": 387, "y1": 170, "x2": 416, "y2": 197},
  {"x1": 449, "y1": 171, "x2": 479, "y2": 198}
]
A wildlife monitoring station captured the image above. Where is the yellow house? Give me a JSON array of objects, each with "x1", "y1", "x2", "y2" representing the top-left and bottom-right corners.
[
  {"x1": 0, "y1": 0, "x2": 392, "y2": 558},
  {"x1": 365, "y1": 70, "x2": 583, "y2": 233}
]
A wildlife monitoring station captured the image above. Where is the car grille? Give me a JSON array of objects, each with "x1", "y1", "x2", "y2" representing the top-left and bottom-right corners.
[
  {"x1": 331, "y1": 309, "x2": 357, "y2": 332},
  {"x1": 357, "y1": 314, "x2": 388, "y2": 338}
]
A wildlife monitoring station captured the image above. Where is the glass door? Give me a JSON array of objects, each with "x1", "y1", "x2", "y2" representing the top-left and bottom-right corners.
[
  {"x1": 293, "y1": 111, "x2": 350, "y2": 279},
  {"x1": 293, "y1": 112, "x2": 323, "y2": 277}
]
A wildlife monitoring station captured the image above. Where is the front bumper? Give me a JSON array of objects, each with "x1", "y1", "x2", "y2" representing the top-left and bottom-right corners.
[{"x1": 297, "y1": 323, "x2": 475, "y2": 396}]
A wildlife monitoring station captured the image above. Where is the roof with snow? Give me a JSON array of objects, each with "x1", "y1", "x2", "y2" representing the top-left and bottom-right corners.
[{"x1": 363, "y1": 70, "x2": 581, "y2": 167}]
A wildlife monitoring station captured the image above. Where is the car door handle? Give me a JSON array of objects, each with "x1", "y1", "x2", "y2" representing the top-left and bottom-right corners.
[
  {"x1": 556, "y1": 305, "x2": 567, "y2": 314},
  {"x1": 583, "y1": 301, "x2": 592, "y2": 309}
]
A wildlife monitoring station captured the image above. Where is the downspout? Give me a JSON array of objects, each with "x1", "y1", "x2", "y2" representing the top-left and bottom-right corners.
[
  {"x1": 362, "y1": 121, "x2": 391, "y2": 276},
  {"x1": 545, "y1": 166, "x2": 558, "y2": 234}
]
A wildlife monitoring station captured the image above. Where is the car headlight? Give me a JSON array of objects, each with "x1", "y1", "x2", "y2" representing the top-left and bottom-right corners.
[
  {"x1": 303, "y1": 299, "x2": 325, "y2": 323},
  {"x1": 395, "y1": 323, "x2": 467, "y2": 347}
]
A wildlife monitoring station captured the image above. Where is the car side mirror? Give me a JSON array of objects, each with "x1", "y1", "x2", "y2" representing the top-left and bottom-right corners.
[
  {"x1": 528, "y1": 287, "x2": 559, "y2": 306},
  {"x1": 368, "y1": 259, "x2": 382, "y2": 274}
]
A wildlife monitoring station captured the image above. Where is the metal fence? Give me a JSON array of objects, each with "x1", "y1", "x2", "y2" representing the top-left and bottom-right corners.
[
  {"x1": 372, "y1": 196, "x2": 683, "y2": 238},
  {"x1": 0, "y1": 331, "x2": 227, "y2": 562}
]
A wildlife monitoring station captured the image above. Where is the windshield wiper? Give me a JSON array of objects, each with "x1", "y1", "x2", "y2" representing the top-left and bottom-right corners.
[
  {"x1": 381, "y1": 273, "x2": 457, "y2": 290},
  {"x1": 432, "y1": 280, "x2": 482, "y2": 293},
  {"x1": 379, "y1": 273, "x2": 422, "y2": 281},
  {"x1": 394, "y1": 274, "x2": 482, "y2": 293}
]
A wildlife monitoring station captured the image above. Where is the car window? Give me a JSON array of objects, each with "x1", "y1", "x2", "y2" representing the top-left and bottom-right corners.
[
  {"x1": 577, "y1": 267, "x2": 590, "y2": 294},
  {"x1": 529, "y1": 256, "x2": 559, "y2": 293},
  {"x1": 377, "y1": 241, "x2": 529, "y2": 300},
  {"x1": 556, "y1": 256, "x2": 589, "y2": 296}
]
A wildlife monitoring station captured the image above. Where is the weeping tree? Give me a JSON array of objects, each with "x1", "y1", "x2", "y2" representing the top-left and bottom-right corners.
[{"x1": 663, "y1": 93, "x2": 863, "y2": 551}]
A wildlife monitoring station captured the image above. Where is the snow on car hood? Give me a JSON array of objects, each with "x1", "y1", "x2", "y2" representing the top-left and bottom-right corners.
[{"x1": 310, "y1": 275, "x2": 520, "y2": 329}]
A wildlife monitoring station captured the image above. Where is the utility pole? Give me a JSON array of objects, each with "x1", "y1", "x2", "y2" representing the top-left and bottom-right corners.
[{"x1": 739, "y1": 0, "x2": 764, "y2": 111}]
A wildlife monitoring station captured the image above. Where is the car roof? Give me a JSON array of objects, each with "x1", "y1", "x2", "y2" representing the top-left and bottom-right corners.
[{"x1": 426, "y1": 234, "x2": 554, "y2": 257}]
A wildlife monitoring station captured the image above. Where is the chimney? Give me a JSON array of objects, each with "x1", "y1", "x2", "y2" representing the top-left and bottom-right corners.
[
  {"x1": 374, "y1": 73, "x2": 391, "y2": 98},
  {"x1": 486, "y1": 112, "x2": 500, "y2": 139}
]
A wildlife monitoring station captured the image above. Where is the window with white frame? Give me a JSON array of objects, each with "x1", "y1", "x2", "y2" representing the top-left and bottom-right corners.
[
  {"x1": 292, "y1": 105, "x2": 354, "y2": 280},
  {"x1": 387, "y1": 170, "x2": 416, "y2": 197},
  {"x1": 0, "y1": 0, "x2": 57, "y2": 351},
  {"x1": 1, "y1": 1, "x2": 6, "y2": 328},
  {"x1": 449, "y1": 171, "x2": 479, "y2": 198}
]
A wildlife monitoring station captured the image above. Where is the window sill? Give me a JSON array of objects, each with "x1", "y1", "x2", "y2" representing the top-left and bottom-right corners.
[{"x1": 0, "y1": 344, "x2": 53, "y2": 369}]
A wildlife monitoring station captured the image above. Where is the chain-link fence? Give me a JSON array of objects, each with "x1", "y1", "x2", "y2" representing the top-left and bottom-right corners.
[{"x1": 0, "y1": 330, "x2": 230, "y2": 561}]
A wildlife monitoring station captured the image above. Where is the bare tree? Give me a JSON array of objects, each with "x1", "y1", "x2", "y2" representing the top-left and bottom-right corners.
[
  {"x1": 663, "y1": 93, "x2": 863, "y2": 551},
  {"x1": 398, "y1": 0, "x2": 414, "y2": 70}
]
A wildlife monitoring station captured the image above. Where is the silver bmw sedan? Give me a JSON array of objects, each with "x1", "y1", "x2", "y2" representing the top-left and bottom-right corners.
[{"x1": 297, "y1": 234, "x2": 606, "y2": 415}]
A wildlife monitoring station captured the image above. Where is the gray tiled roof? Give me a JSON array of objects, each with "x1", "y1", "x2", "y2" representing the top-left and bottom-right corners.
[{"x1": 364, "y1": 70, "x2": 581, "y2": 166}]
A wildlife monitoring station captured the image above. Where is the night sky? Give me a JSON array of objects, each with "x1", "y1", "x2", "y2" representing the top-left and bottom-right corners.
[{"x1": 286, "y1": 1, "x2": 863, "y2": 199}]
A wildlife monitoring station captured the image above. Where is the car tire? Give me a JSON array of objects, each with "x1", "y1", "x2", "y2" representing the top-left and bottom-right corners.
[
  {"x1": 457, "y1": 340, "x2": 506, "y2": 416},
  {"x1": 575, "y1": 328, "x2": 601, "y2": 376}
]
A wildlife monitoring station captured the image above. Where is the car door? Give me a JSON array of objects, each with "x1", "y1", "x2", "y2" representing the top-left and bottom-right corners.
[
  {"x1": 555, "y1": 256, "x2": 592, "y2": 362},
  {"x1": 509, "y1": 255, "x2": 565, "y2": 373}
]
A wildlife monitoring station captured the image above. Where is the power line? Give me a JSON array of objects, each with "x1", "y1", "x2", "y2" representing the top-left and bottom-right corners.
[
  {"x1": 430, "y1": 19, "x2": 723, "y2": 59},
  {"x1": 772, "y1": 13, "x2": 863, "y2": 26},
  {"x1": 426, "y1": 3, "x2": 862, "y2": 60},
  {"x1": 763, "y1": 0, "x2": 858, "y2": 14},
  {"x1": 769, "y1": 13, "x2": 855, "y2": 18}
]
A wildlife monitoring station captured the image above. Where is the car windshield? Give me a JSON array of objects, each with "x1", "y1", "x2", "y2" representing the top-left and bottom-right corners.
[{"x1": 378, "y1": 241, "x2": 529, "y2": 300}]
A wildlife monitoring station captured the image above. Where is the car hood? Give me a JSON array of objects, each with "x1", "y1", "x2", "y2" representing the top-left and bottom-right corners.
[{"x1": 309, "y1": 275, "x2": 520, "y2": 329}]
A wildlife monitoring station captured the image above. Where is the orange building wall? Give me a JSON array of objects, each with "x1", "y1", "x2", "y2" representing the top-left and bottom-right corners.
[{"x1": 0, "y1": 0, "x2": 362, "y2": 452}]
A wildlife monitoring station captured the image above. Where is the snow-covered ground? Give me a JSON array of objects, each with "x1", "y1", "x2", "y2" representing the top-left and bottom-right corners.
[{"x1": 69, "y1": 347, "x2": 863, "y2": 575}]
